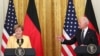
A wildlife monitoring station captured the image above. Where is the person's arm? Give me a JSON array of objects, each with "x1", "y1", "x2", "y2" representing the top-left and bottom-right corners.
[
  {"x1": 61, "y1": 37, "x2": 77, "y2": 45},
  {"x1": 57, "y1": 30, "x2": 78, "y2": 45},
  {"x1": 61, "y1": 29, "x2": 79, "y2": 45}
]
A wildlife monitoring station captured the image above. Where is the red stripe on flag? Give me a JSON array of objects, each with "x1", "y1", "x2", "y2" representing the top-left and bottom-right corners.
[
  {"x1": 66, "y1": 45, "x2": 76, "y2": 56},
  {"x1": 2, "y1": 34, "x2": 8, "y2": 44},
  {"x1": 61, "y1": 47, "x2": 68, "y2": 56},
  {"x1": 23, "y1": 14, "x2": 43, "y2": 56},
  {"x1": 1, "y1": 46, "x2": 5, "y2": 52}
]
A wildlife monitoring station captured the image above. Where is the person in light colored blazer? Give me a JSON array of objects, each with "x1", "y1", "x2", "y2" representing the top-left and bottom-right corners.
[{"x1": 7, "y1": 24, "x2": 32, "y2": 48}]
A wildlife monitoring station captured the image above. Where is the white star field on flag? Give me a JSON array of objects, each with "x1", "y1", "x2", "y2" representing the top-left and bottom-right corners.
[
  {"x1": 4, "y1": 0, "x2": 17, "y2": 35},
  {"x1": 64, "y1": 0, "x2": 78, "y2": 37}
]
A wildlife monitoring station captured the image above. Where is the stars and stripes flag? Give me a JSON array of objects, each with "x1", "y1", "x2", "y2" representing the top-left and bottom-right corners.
[
  {"x1": 1, "y1": 0, "x2": 18, "y2": 56},
  {"x1": 61, "y1": 0, "x2": 78, "y2": 56}
]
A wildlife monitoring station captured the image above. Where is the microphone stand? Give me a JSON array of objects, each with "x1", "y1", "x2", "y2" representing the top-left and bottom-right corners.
[{"x1": 15, "y1": 39, "x2": 25, "y2": 56}]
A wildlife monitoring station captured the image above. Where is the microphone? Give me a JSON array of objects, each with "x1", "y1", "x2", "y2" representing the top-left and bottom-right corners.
[{"x1": 17, "y1": 38, "x2": 24, "y2": 47}]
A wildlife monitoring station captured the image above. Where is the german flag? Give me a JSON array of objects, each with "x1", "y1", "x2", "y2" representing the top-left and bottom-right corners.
[
  {"x1": 85, "y1": 0, "x2": 100, "y2": 45},
  {"x1": 23, "y1": 0, "x2": 43, "y2": 56}
]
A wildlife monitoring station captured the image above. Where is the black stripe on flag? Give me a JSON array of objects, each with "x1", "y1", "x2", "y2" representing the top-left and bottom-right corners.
[
  {"x1": 27, "y1": 0, "x2": 40, "y2": 32},
  {"x1": 85, "y1": 0, "x2": 99, "y2": 33}
]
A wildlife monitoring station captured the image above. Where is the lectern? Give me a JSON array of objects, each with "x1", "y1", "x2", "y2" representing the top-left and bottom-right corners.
[
  {"x1": 4, "y1": 48, "x2": 35, "y2": 56},
  {"x1": 74, "y1": 46, "x2": 100, "y2": 55}
]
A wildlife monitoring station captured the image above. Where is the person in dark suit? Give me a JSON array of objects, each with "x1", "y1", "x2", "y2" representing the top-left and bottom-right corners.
[{"x1": 58, "y1": 16, "x2": 98, "y2": 56}]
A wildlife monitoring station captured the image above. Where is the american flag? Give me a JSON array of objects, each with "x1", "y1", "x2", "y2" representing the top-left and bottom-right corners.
[
  {"x1": 61, "y1": 0, "x2": 78, "y2": 56},
  {"x1": 1, "y1": 0, "x2": 17, "y2": 56}
]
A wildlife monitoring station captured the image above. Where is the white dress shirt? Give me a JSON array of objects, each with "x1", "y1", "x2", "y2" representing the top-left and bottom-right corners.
[{"x1": 83, "y1": 27, "x2": 88, "y2": 38}]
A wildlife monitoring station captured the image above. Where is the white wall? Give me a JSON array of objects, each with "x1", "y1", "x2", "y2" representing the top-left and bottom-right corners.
[
  {"x1": 0, "y1": 0, "x2": 3, "y2": 55},
  {"x1": 0, "y1": 0, "x2": 4, "y2": 46},
  {"x1": 92, "y1": 0, "x2": 100, "y2": 32},
  {"x1": 0, "y1": 0, "x2": 9, "y2": 51}
]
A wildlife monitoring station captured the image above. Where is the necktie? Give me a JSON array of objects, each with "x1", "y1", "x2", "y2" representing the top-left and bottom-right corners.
[{"x1": 81, "y1": 30, "x2": 84, "y2": 43}]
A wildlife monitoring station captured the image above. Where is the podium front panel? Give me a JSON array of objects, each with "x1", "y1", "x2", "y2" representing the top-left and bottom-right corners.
[
  {"x1": 4, "y1": 48, "x2": 35, "y2": 56},
  {"x1": 75, "y1": 46, "x2": 100, "y2": 54}
]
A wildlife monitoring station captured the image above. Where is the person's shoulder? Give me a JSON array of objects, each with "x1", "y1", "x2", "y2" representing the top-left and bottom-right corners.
[
  {"x1": 22, "y1": 35, "x2": 30, "y2": 39},
  {"x1": 8, "y1": 35, "x2": 16, "y2": 40},
  {"x1": 88, "y1": 28, "x2": 96, "y2": 33}
]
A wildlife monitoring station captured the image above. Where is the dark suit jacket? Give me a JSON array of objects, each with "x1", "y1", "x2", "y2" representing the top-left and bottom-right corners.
[{"x1": 62, "y1": 28, "x2": 98, "y2": 46}]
